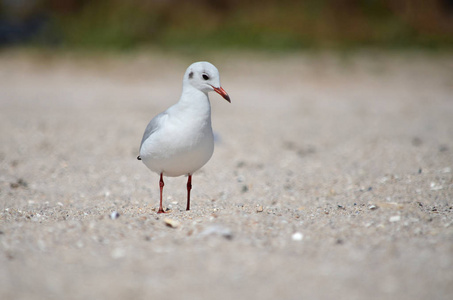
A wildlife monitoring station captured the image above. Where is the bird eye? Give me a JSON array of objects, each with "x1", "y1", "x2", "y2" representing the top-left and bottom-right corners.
[{"x1": 202, "y1": 74, "x2": 209, "y2": 80}]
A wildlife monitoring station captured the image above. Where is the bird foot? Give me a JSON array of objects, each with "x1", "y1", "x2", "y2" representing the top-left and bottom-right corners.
[{"x1": 157, "y1": 207, "x2": 171, "y2": 214}]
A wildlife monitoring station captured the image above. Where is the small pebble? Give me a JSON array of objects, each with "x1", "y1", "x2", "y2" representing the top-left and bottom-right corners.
[
  {"x1": 389, "y1": 215, "x2": 401, "y2": 222},
  {"x1": 164, "y1": 218, "x2": 180, "y2": 228},
  {"x1": 379, "y1": 176, "x2": 389, "y2": 183},
  {"x1": 10, "y1": 178, "x2": 27, "y2": 189},
  {"x1": 256, "y1": 205, "x2": 264, "y2": 213},
  {"x1": 110, "y1": 211, "x2": 120, "y2": 219},
  {"x1": 430, "y1": 182, "x2": 443, "y2": 191},
  {"x1": 368, "y1": 205, "x2": 378, "y2": 210},
  {"x1": 292, "y1": 232, "x2": 304, "y2": 241},
  {"x1": 200, "y1": 225, "x2": 233, "y2": 240}
]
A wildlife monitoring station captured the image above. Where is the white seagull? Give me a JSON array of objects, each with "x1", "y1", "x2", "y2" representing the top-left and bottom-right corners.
[{"x1": 137, "y1": 61, "x2": 230, "y2": 213}]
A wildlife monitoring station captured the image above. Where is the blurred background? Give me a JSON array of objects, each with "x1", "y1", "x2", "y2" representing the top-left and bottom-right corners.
[{"x1": 1, "y1": 0, "x2": 453, "y2": 51}]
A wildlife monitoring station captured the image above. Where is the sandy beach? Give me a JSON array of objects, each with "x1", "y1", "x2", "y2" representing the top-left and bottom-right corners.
[{"x1": 1, "y1": 50, "x2": 452, "y2": 299}]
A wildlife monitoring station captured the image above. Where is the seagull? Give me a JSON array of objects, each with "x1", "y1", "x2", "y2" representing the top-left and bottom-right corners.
[{"x1": 137, "y1": 62, "x2": 230, "y2": 213}]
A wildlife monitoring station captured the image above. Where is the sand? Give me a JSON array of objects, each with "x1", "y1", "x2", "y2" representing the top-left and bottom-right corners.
[{"x1": 1, "y1": 50, "x2": 452, "y2": 300}]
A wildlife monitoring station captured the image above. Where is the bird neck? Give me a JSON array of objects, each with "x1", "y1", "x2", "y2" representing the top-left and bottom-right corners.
[{"x1": 178, "y1": 85, "x2": 211, "y2": 114}]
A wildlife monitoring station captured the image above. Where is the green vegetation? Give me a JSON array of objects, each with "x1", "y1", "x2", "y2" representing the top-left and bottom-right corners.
[{"x1": 3, "y1": 0, "x2": 453, "y2": 51}]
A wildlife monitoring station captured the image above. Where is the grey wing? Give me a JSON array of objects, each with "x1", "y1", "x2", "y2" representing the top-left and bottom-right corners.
[{"x1": 139, "y1": 112, "x2": 168, "y2": 150}]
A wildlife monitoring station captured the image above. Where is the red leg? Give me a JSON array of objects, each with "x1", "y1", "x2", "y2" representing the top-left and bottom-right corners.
[
  {"x1": 186, "y1": 174, "x2": 192, "y2": 211},
  {"x1": 157, "y1": 173, "x2": 166, "y2": 213}
]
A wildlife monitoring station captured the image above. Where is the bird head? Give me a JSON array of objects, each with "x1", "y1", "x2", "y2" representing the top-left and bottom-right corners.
[{"x1": 184, "y1": 61, "x2": 230, "y2": 103}]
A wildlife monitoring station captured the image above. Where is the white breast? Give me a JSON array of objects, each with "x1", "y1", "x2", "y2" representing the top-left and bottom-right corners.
[{"x1": 139, "y1": 89, "x2": 215, "y2": 177}]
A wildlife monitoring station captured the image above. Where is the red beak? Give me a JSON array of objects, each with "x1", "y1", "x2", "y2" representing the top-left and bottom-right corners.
[{"x1": 212, "y1": 86, "x2": 231, "y2": 103}]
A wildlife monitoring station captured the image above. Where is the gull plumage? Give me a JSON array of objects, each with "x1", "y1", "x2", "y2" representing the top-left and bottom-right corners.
[{"x1": 138, "y1": 61, "x2": 230, "y2": 213}]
